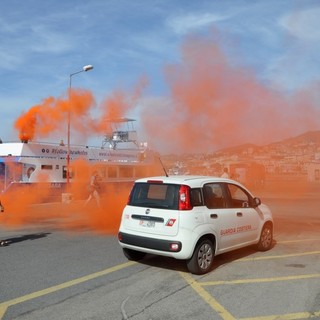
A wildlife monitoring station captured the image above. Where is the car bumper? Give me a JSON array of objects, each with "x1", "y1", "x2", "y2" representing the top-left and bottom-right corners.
[{"x1": 118, "y1": 232, "x2": 182, "y2": 253}]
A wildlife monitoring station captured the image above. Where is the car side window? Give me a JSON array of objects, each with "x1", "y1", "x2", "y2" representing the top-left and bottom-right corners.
[
  {"x1": 202, "y1": 183, "x2": 225, "y2": 209},
  {"x1": 190, "y1": 188, "x2": 203, "y2": 207},
  {"x1": 226, "y1": 184, "x2": 250, "y2": 208}
]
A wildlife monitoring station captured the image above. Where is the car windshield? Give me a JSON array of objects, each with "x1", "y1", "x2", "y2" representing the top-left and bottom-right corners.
[{"x1": 129, "y1": 182, "x2": 180, "y2": 209}]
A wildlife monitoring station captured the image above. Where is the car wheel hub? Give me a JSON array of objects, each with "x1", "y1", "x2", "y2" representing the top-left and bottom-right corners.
[
  {"x1": 198, "y1": 244, "x2": 213, "y2": 269},
  {"x1": 262, "y1": 229, "x2": 271, "y2": 247}
]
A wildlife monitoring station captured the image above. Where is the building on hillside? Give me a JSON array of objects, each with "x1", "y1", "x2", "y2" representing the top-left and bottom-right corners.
[
  {"x1": 229, "y1": 162, "x2": 266, "y2": 187},
  {"x1": 307, "y1": 162, "x2": 320, "y2": 182}
]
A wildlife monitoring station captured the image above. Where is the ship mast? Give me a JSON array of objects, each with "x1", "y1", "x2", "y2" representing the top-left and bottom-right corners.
[{"x1": 101, "y1": 118, "x2": 138, "y2": 149}]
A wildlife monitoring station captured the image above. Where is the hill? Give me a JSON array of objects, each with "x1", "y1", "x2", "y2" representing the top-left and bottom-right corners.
[{"x1": 215, "y1": 130, "x2": 320, "y2": 155}]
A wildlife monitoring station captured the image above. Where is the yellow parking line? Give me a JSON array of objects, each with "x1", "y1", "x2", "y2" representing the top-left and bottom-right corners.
[
  {"x1": 241, "y1": 310, "x2": 320, "y2": 320},
  {"x1": 0, "y1": 261, "x2": 136, "y2": 320},
  {"x1": 182, "y1": 272, "x2": 320, "y2": 320},
  {"x1": 179, "y1": 250, "x2": 320, "y2": 320},
  {"x1": 277, "y1": 238, "x2": 320, "y2": 244},
  {"x1": 200, "y1": 273, "x2": 320, "y2": 286},
  {"x1": 238, "y1": 250, "x2": 320, "y2": 262},
  {"x1": 179, "y1": 272, "x2": 236, "y2": 320}
]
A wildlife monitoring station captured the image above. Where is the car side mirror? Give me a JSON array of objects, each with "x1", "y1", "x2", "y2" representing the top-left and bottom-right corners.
[{"x1": 252, "y1": 197, "x2": 261, "y2": 208}]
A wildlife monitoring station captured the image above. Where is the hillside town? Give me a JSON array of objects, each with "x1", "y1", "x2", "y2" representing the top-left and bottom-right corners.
[{"x1": 162, "y1": 130, "x2": 320, "y2": 187}]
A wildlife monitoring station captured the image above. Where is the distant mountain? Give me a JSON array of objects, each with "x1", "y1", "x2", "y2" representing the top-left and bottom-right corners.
[
  {"x1": 270, "y1": 130, "x2": 320, "y2": 146},
  {"x1": 215, "y1": 130, "x2": 320, "y2": 155},
  {"x1": 216, "y1": 143, "x2": 260, "y2": 154}
]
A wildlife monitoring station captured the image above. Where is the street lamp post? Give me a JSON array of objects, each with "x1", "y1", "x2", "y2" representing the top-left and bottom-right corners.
[{"x1": 67, "y1": 64, "x2": 93, "y2": 190}]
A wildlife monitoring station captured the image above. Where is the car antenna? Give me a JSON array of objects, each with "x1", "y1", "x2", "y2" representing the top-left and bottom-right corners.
[{"x1": 158, "y1": 157, "x2": 169, "y2": 177}]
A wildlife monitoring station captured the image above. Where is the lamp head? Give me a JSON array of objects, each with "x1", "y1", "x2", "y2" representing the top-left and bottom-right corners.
[{"x1": 83, "y1": 65, "x2": 94, "y2": 72}]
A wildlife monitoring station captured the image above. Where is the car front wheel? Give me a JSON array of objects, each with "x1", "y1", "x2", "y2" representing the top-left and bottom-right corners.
[
  {"x1": 187, "y1": 239, "x2": 215, "y2": 275},
  {"x1": 257, "y1": 223, "x2": 273, "y2": 251}
]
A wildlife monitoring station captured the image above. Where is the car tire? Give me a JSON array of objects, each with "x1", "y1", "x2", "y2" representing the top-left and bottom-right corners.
[
  {"x1": 187, "y1": 239, "x2": 215, "y2": 275},
  {"x1": 123, "y1": 248, "x2": 146, "y2": 261},
  {"x1": 257, "y1": 223, "x2": 273, "y2": 251}
]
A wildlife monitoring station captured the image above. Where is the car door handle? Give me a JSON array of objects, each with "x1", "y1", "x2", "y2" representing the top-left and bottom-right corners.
[
  {"x1": 210, "y1": 214, "x2": 218, "y2": 219},
  {"x1": 237, "y1": 212, "x2": 243, "y2": 217}
]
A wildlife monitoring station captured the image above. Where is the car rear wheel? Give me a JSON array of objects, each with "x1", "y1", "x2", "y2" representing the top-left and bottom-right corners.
[
  {"x1": 257, "y1": 223, "x2": 273, "y2": 251},
  {"x1": 123, "y1": 248, "x2": 146, "y2": 261},
  {"x1": 187, "y1": 239, "x2": 215, "y2": 275}
]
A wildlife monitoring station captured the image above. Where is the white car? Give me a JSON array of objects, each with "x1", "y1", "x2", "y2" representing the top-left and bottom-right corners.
[{"x1": 118, "y1": 175, "x2": 273, "y2": 274}]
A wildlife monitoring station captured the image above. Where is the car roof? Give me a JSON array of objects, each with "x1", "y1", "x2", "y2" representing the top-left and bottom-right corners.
[{"x1": 135, "y1": 175, "x2": 238, "y2": 188}]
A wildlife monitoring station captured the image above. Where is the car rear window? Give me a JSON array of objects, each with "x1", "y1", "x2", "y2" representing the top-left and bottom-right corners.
[{"x1": 129, "y1": 182, "x2": 180, "y2": 209}]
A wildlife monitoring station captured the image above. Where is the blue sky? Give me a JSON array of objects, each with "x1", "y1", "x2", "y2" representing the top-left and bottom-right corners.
[{"x1": 1, "y1": 0, "x2": 320, "y2": 151}]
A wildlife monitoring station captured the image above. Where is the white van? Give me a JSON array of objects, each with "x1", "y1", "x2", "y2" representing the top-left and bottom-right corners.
[{"x1": 118, "y1": 175, "x2": 273, "y2": 274}]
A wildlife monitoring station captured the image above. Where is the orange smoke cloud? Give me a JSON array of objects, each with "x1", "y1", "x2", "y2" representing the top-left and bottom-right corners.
[
  {"x1": 14, "y1": 90, "x2": 95, "y2": 142},
  {"x1": 6, "y1": 75, "x2": 158, "y2": 234},
  {"x1": 0, "y1": 182, "x2": 130, "y2": 234},
  {"x1": 95, "y1": 77, "x2": 148, "y2": 135},
  {"x1": 140, "y1": 35, "x2": 320, "y2": 154},
  {"x1": 0, "y1": 156, "x2": 162, "y2": 233},
  {"x1": 0, "y1": 156, "x2": 133, "y2": 233},
  {"x1": 6, "y1": 33, "x2": 320, "y2": 235},
  {"x1": 14, "y1": 77, "x2": 147, "y2": 143}
]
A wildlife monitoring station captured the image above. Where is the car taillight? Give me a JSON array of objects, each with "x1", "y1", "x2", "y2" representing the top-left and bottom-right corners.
[
  {"x1": 179, "y1": 185, "x2": 192, "y2": 210},
  {"x1": 169, "y1": 243, "x2": 181, "y2": 251},
  {"x1": 127, "y1": 190, "x2": 133, "y2": 205},
  {"x1": 147, "y1": 180, "x2": 163, "y2": 184}
]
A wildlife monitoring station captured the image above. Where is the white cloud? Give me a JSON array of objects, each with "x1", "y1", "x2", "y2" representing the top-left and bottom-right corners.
[
  {"x1": 29, "y1": 25, "x2": 74, "y2": 53},
  {"x1": 0, "y1": 13, "x2": 76, "y2": 72},
  {"x1": 262, "y1": 6, "x2": 320, "y2": 91},
  {"x1": 0, "y1": 51, "x2": 22, "y2": 69},
  {"x1": 166, "y1": 12, "x2": 227, "y2": 35},
  {"x1": 279, "y1": 7, "x2": 320, "y2": 41}
]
